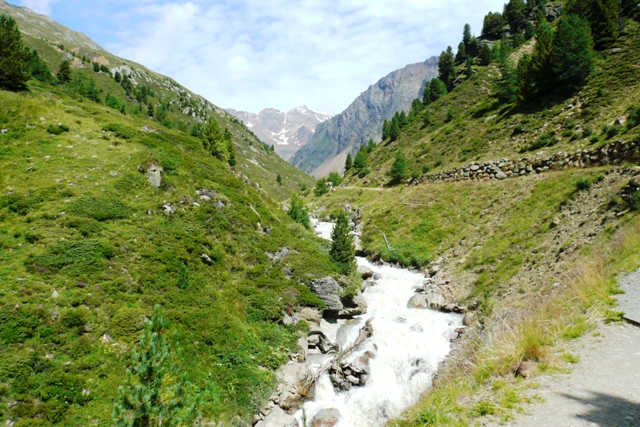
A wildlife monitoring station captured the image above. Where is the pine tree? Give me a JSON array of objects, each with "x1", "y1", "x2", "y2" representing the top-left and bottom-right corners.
[
  {"x1": 287, "y1": 195, "x2": 311, "y2": 229},
  {"x1": 567, "y1": 0, "x2": 619, "y2": 49},
  {"x1": 455, "y1": 42, "x2": 467, "y2": 64},
  {"x1": 114, "y1": 71, "x2": 122, "y2": 83},
  {"x1": 113, "y1": 305, "x2": 199, "y2": 427},
  {"x1": 389, "y1": 150, "x2": 407, "y2": 184},
  {"x1": 382, "y1": 119, "x2": 390, "y2": 140},
  {"x1": 223, "y1": 128, "x2": 236, "y2": 166},
  {"x1": 327, "y1": 171, "x2": 343, "y2": 186},
  {"x1": 314, "y1": 178, "x2": 329, "y2": 196},
  {"x1": 438, "y1": 46, "x2": 456, "y2": 90},
  {"x1": 389, "y1": 118, "x2": 401, "y2": 142},
  {"x1": 482, "y1": 12, "x2": 505, "y2": 39},
  {"x1": 56, "y1": 60, "x2": 72, "y2": 84},
  {"x1": 345, "y1": 153, "x2": 353, "y2": 171},
  {"x1": 330, "y1": 210, "x2": 355, "y2": 274},
  {"x1": 516, "y1": 53, "x2": 535, "y2": 100},
  {"x1": 93, "y1": 62, "x2": 100, "y2": 72},
  {"x1": 530, "y1": 20, "x2": 554, "y2": 93},
  {"x1": 276, "y1": 173, "x2": 282, "y2": 185},
  {"x1": 424, "y1": 78, "x2": 447, "y2": 105},
  {"x1": 463, "y1": 23, "x2": 473, "y2": 49},
  {"x1": 0, "y1": 14, "x2": 29, "y2": 91},
  {"x1": 25, "y1": 49, "x2": 53, "y2": 84},
  {"x1": 203, "y1": 117, "x2": 228, "y2": 160},
  {"x1": 479, "y1": 44, "x2": 492, "y2": 66},
  {"x1": 465, "y1": 56, "x2": 473, "y2": 78},
  {"x1": 504, "y1": 0, "x2": 527, "y2": 32},
  {"x1": 551, "y1": 14, "x2": 594, "y2": 88},
  {"x1": 525, "y1": 21, "x2": 536, "y2": 40},
  {"x1": 353, "y1": 150, "x2": 367, "y2": 171}
]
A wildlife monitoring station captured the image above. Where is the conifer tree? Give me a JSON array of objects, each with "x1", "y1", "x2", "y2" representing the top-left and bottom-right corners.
[
  {"x1": 482, "y1": 12, "x2": 505, "y2": 39},
  {"x1": 525, "y1": 21, "x2": 536, "y2": 40},
  {"x1": 530, "y1": 20, "x2": 554, "y2": 92},
  {"x1": 353, "y1": 150, "x2": 367, "y2": 171},
  {"x1": 567, "y1": 0, "x2": 619, "y2": 49},
  {"x1": 113, "y1": 305, "x2": 199, "y2": 427},
  {"x1": 463, "y1": 23, "x2": 473, "y2": 50},
  {"x1": 389, "y1": 150, "x2": 407, "y2": 184},
  {"x1": 314, "y1": 178, "x2": 329, "y2": 196},
  {"x1": 504, "y1": 0, "x2": 527, "y2": 32},
  {"x1": 345, "y1": 153, "x2": 353, "y2": 171},
  {"x1": 465, "y1": 56, "x2": 474, "y2": 78},
  {"x1": 438, "y1": 46, "x2": 456, "y2": 90},
  {"x1": 203, "y1": 117, "x2": 228, "y2": 160},
  {"x1": 551, "y1": 14, "x2": 594, "y2": 88},
  {"x1": 382, "y1": 119, "x2": 390, "y2": 140},
  {"x1": 479, "y1": 44, "x2": 492, "y2": 66},
  {"x1": 223, "y1": 128, "x2": 236, "y2": 166},
  {"x1": 114, "y1": 71, "x2": 122, "y2": 83},
  {"x1": 455, "y1": 42, "x2": 467, "y2": 64},
  {"x1": 422, "y1": 108, "x2": 431, "y2": 127},
  {"x1": 330, "y1": 210, "x2": 355, "y2": 274},
  {"x1": 287, "y1": 195, "x2": 310, "y2": 229},
  {"x1": 389, "y1": 118, "x2": 401, "y2": 142},
  {"x1": 423, "y1": 78, "x2": 447, "y2": 105},
  {"x1": 0, "y1": 14, "x2": 29, "y2": 91},
  {"x1": 25, "y1": 49, "x2": 53, "y2": 83},
  {"x1": 366, "y1": 138, "x2": 376, "y2": 153},
  {"x1": 56, "y1": 59, "x2": 72, "y2": 84},
  {"x1": 276, "y1": 173, "x2": 282, "y2": 185}
]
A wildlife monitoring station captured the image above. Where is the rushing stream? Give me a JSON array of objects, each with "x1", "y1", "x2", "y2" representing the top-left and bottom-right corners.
[{"x1": 296, "y1": 221, "x2": 462, "y2": 427}]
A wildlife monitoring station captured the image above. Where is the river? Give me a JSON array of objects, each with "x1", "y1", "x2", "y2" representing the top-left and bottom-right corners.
[{"x1": 297, "y1": 221, "x2": 462, "y2": 427}]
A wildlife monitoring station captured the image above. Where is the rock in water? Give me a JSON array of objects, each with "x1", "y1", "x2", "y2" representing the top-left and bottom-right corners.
[
  {"x1": 311, "y1": 408, "x2": 341, "y2": 427},
  {"x1": 310, "y1": 277, "x2": 343, "y2": 312},
  {"x1": 357, "y1": 265, "x2": 374, "y2": 279}
]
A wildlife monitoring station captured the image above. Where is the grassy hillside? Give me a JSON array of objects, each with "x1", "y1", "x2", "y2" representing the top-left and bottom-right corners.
[
  {"x1": 0, "y1": 1, "x2": 315, "y2": 201},
  {"x1": 0, "y1": 81, "x2": 339, "y2": 426}
]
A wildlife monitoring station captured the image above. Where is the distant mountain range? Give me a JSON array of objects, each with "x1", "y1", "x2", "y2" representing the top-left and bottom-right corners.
[
  {"x1": 226, "y1": 106, "x2": 333, "y2": 161},
  {"x1": 291, "y1": 57, "x2": 439, "y2": 177}
]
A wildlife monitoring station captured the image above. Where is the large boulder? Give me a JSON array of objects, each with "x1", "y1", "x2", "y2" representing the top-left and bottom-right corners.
[
  {"x1": 255, "y1": 407, "x2": 298, "y2": 427},
  {"x1": 270, "y1": 363, "x2": 311, "y2": 410},
  {"x1": 310, "y1": 277, "x2": 344, "y2": 312},
  {"x1": 311, "y1": 408, "x2": 341, "y2": 427},
  {"x1": 407, "y1": 292, "x2": 445, "y2": 310}
]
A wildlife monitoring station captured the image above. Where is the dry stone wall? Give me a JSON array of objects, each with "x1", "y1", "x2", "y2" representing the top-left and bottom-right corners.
[{"x1": 420, "y1": 139, "x2": 640, "y2": 184}]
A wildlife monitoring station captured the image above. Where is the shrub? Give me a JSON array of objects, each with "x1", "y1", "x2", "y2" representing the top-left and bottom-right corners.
[
  {"x1": 102, "y1": 123, "x2": 136, "y2": 139},
  {"x1": 629, "y1": 191, "x2": 640, "y2": 211},
  {"x1": 287, "y1": 195, "x2": 311, "y2": 230},
  {"x1": 521, "y1": 133, "x2": 558, "y2": 152},
  {"x1": 382, "y1": 242, "x2": 429, "y2": 267},
  {"x1": 26, "y1": 239, "x2": 115, "y2": 276},
  {"x1": 46, "y1": 124, "x2": 69, "y2": 135},
  {"x1": 575, "y1": 177, "x2": 592, "y2": 191},
  {"x1": 70, "y1": 196, "x2": 128, "y2": 221},
  {"x1": 606, "y1": 125, "x2": 621, "y2": 139}
]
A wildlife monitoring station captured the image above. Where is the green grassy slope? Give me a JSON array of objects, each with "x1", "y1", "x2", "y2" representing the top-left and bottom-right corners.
[
  {"x1": 0, "y1": 83, "x2": 337, "y2": 426},
  {"x1": 0, "y1": 1, "x2": 315, "y2": 201}
]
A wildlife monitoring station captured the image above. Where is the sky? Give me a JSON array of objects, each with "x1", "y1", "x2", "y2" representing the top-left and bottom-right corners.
[{"x1": 12, "y1": 0, "x2": 507, "y2": 114}]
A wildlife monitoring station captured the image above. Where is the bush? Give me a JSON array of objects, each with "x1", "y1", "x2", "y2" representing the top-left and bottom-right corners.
[
  {"x1": 629, "y1": 191, "x2": 640, "y2": 211},
  {"x1": 46, "y1": 124, "x2": 70, "y2": 135},
  {"x1": 575, "y1": 177, "x2": 592, "y2": 191},
  {"x1": 70, "y1": 196, "x2": 128, "y2": 221},
  {"x1": 521, "y1": 133, "x2": 558, "y2": 152},
  {"x1": 382, "y1": 243, "x2": 429, "y2": 267},
  {"x1": 102, "y1": 123, "x2": 136, "y2": 139},
  {"x1": 606, "y1": 125, "x2": 621, "y2": 139},
  {"x1": 582, "y1": 127, "x2": 593, "y2": 138},
  {"x1": 26, "y1": 239, "x2": 115, "y2": 276}
]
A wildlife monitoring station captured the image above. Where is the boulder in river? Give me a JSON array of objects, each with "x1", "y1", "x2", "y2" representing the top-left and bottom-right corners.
[
  {"x1": 255, "y1": 406, "x2": 298, "y2": 427},
  {"x1": 357, "y1": 265, "x2": 374, "y2": 279},
  {"x1": 311, "y1": 408, "x2": 341, "y2": 427}
]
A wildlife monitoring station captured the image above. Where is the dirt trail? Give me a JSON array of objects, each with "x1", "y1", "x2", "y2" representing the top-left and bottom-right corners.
[{"x1": 486, "y1": 322, "x2": 640, "y2": 426}]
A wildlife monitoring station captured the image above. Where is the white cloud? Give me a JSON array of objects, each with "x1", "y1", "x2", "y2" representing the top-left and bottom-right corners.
[
  {"x1": 20, "y1": 0, "x2": 57, "y2": 15},
  {"x1": 99, "y1": 1, "x2": 507, "y2": 113}
]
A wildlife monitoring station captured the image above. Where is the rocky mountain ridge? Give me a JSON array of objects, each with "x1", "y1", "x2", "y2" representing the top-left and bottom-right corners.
[
  {"x1": 226, "y1": 105, "x2": 333, "y2": 161},
  {"x1": 291, "y1": 57, "x2": 439, "y2": 177}
]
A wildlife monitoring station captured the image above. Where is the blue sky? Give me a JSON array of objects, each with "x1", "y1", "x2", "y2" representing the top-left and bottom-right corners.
[{"x1": 10, "y1": 0, "x2": 507, "y2": 114}]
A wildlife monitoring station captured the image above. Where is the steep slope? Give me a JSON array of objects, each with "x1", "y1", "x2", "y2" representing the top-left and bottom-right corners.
[
  {"x1": 291, "y1": 57, "x2": 438, "y2": 176},
  {"x1": 226, "y1": 105, "x2": 333, "y2": 161},
  {"x1": 0, "y1": 0, "x2": 315, "y2": 201}
]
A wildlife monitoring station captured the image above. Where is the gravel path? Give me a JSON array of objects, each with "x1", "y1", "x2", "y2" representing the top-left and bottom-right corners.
[{"x1": 487, "y1": 270, "x2": 640, "y2": 427}]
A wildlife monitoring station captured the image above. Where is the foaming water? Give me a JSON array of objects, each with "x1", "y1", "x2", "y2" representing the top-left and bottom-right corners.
[{"x1": 298, "y1": 221, "x2": 462, "y2": 427}]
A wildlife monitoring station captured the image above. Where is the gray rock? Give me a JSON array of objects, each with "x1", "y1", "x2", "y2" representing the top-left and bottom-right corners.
[
  {"x1": 51, "y1": 289, "x2": 59, "y2": 299},
  {"x1": 426, "y1": 292, "x2": 446, "y2": 310},
  {"x1": 407, "y1": 294, "x2": 429, "y2": 309},
  {"x1": 311, "y1": 408, "x2": 341, "y2": 427},
  {"x1": 255, "y1": 407, "x2": 298, "y2": 427},
  {"x1": 357, "y1": 265, "x2": 374, "y2": 279},
  {"x1": 310, "y1": 277, "x2": 343, "y2": 312},
  {"x1": 296, "y1": 337, "x2": 307, "y2": 362},
  {"x1": 147, "y1": 163, "x2": 163, "y2": 188},
  {"x1": 463, "y1": 312, "x2": 475, "y2": 326},
  {"x1": 495, "y1": 171, "x2": 507, "y2": 180},
  {"x1": 339, "y1": 291, "x2": 368, "y2": 317},
  {"x1": 298, "y1": 307, "x2": 322, "y2": 324},
  {"x1": 1, "y1": 128, "x2": 8, "y2": 134}
]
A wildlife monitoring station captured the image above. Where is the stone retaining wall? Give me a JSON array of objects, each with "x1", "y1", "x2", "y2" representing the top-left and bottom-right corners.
[{"x1": 420, "y1": 139, "x2": 640, "y2": 183}]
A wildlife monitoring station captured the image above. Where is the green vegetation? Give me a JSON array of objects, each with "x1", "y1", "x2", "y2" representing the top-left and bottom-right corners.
[
  {"x1": 287, "y1": 195, "x2": 311, "y2": 230},
  {"x1": 329, "y1": 210, "x2": 356, "y2": 274},
  {"x1": 0, "y1": 14, "x2": 30, "y2": 91},
  {"x1": 113, "y1": 306, "x2": 199, "y2": 427}
]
